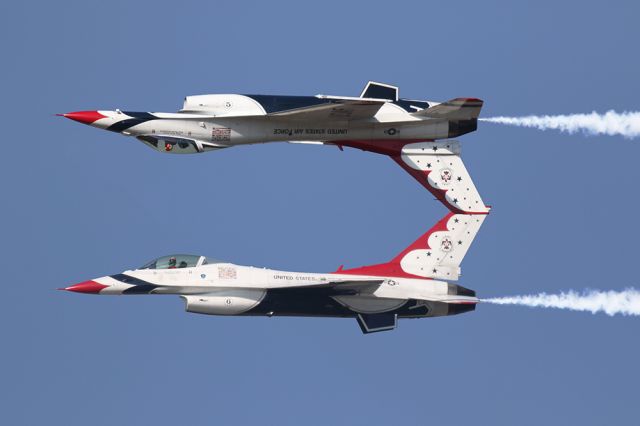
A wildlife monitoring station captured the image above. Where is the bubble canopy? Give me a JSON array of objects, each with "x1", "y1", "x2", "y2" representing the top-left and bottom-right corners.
[{"x1": 139, "y1": 254, "x2": 220, "y2": 270}]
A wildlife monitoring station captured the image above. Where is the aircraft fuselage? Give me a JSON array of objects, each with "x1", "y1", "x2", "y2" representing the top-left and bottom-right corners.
[
  {"x1": 60, "y1": 83, "x2": 488, "y2": 333},
  {"x1": 64, "y1": 255, "x2": 478, "y2": 333},
  {"x1": 61, "y1": 93, "x2": 480, "y2": 155}
]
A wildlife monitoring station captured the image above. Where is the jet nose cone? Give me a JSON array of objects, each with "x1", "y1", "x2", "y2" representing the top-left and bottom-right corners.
[
  {"x1": 62, "y1": 280, "x2": 108, "y2": 294},
  {"x1": 59, "y1": 110, "x2": 107, "y2": 125}
]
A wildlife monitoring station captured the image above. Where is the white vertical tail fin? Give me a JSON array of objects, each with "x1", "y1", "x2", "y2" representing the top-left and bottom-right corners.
[
  {"x1": 335, "y1": 139, "x2": 488, "y2": 213},
  {"x1": 394, "y1": 140, "x2": 489, "y2": 214},
  {"x1": 397, "y1": 212, "x2": 488, "y2": 280},
  {"x1": 339, "y1": 211, "x2": 488, "y2": 281}
]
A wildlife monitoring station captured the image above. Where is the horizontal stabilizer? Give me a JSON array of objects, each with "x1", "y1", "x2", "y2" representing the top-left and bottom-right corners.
[
  {"x1": 356, "y1": 312, "x2": 397, "y2": 334},
  {"x1": 412, "y1": 98, "x2": 483, "y2": 120}
]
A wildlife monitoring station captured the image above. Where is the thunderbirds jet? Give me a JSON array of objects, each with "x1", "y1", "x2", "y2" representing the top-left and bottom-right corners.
[
  {"x1": 62, "y1": 210, "x2": 487, "y2": 334},
  {"x1": 60, "y1": 82, "x2": 490, "y2": 332},
  {"x1": 61, "y1": 136, "x2": 490, "y2": 333},
  {"x1": 60, "y1": 82, "x2": 485, "y2": 212}
]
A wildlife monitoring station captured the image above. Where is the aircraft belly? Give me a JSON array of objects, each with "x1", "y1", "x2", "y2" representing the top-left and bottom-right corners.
[
  {"x1": 332, "y1": 295, "x2": 406, "y2": 314},
  {"x1": 126, "y1": 118, "x2": 452, "y2": 146},
  {"x1": 244, "y1": 287, "x2": 354, "y2": 317},
  {"x1": 242, "y1": 287, "x2": 445, "y2": 319},
  {"x1": 244, "y1": 119, "x2": 448, "y2": 143}
]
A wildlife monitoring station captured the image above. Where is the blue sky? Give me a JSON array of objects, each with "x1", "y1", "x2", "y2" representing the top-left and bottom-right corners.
[{"x1": 1, "y1": 1, "x2": 639, "y2": 425}]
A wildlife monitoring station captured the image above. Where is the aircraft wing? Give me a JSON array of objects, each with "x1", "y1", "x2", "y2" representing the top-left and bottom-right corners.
[
  {"x1": 266, "y1": 279, "x2": 384, "y2": 293},
  {"x1": 267, "y1": 97, "x2": 386, "y2": 121}
]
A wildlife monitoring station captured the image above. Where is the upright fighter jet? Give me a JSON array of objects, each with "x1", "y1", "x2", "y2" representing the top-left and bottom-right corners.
[
  {"x1": 62, "y1": 212, "x2": 487, "y2": 334},
  {"x1": 60, "y1": 82, "x2": 485, "y2": 212},
  {"x1": 61, "y1": 141, "x2": 489, "y2": 333}
]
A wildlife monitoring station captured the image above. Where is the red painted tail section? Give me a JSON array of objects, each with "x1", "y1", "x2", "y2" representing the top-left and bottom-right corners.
[
  {"x1": 334, "y1": 139, "x2": 463, "y2": 211},
  {"x1": 389, "y1": 155, "x2": 466, "y2": 214},
  {"x1": 332, "y1": 140, "x2": 488, "y2": 214},
  {"x1": 332, "y1": 140, "x2": 454, "y2": 210},
  {"x1": 335, "y1": 212, "x2": 455, "y2": 279}
]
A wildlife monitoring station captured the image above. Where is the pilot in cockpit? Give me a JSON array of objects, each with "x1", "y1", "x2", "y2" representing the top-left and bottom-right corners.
[{"x1": 168, "y1": 257, "x2": 177, "y2": 269}]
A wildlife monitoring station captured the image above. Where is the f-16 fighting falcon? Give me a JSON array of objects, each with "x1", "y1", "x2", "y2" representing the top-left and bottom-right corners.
[
  {"x1": 60, "y1": 81, "x2": 486, "y2": 212},
  {"x1": 62, "y1": 209, "x2": 488, "y2": 333}
]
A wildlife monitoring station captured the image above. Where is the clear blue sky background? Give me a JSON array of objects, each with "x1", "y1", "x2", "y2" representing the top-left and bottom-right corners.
[{"x1": 1, "y1": 1, "x2": 638, "y2": 425}]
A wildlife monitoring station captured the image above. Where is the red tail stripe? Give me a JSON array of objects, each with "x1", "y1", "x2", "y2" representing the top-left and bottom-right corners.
[{"x1": 335, "y1": 212, "x2": 455, "y2": 279}]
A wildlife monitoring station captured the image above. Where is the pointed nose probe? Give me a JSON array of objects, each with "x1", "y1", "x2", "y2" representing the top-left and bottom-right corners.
[
  {"x1": 60, "y1": 281, "x2": 108, "y2": 294},
  {"x1": 57, "y1": 111, "x2": 107, "y2": 125}
]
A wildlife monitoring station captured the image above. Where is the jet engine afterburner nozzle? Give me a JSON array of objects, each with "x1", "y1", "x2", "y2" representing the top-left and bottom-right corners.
[
  {"x1": 448, "y1": 119, "x2": 478, "y2": 138},
  {"x1": 447, "y1": 283, "x2": 476, "y2": 297}
]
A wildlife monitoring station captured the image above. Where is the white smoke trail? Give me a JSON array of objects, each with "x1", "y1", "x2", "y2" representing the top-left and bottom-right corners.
[
  {"x1": 482, "y1": 288, "x2": 640, "y2": 317},
  {"x1": 479, "y1": 110, "x2": 640, "y2": 139}
]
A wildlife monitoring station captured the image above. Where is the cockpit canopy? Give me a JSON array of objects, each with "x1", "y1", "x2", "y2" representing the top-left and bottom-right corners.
[{"x1": 139, "y1": 254, "x2": 220, "y2": 270}]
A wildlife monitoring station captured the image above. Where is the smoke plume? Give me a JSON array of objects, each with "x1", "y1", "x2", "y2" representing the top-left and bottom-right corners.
[
  {"x1": 479, "y1": 110, "x2": 640, "y2": 139},
  {"x1": 482, "y1": 288, "x2": 640, "y2": 316}
]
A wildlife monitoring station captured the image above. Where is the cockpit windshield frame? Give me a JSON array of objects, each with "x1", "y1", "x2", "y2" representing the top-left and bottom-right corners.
[{"x1": 139, "y1": 254, "x2": 205, "y2": 270}]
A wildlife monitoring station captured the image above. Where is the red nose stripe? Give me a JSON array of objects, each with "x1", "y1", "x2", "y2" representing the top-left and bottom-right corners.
[
  {"x1": 61, "y1": 111, "x2": 107, "y2": 124},
  {"x1": 64, "y1": 280, "x2": 108, "y2": 294}
]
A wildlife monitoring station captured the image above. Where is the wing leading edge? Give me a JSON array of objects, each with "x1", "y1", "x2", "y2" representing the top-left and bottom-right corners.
[{"x1": 267, "y1": 98, "x2": 386, "y2": 121}]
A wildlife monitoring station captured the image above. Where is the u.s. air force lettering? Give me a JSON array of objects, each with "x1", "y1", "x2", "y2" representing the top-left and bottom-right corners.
[{"x1": 273, "y1": 128, "x2": 348, "y2": 136}]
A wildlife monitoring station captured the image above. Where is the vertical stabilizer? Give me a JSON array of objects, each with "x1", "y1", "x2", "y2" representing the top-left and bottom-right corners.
[
  {"x1": 339, "y1": 210, "x2": 488, "y2": 280},
  {"x1": 394, "y1": 140, "x2": 489, "y2": 214}
]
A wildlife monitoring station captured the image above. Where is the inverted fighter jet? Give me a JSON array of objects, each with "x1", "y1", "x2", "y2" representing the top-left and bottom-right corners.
[
  {"x1": 60, "y1": 82, "x2": 486, "y2": 213},
  {"x1": 62, "y1": 210, "x2": 488, "y2": 334}
]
